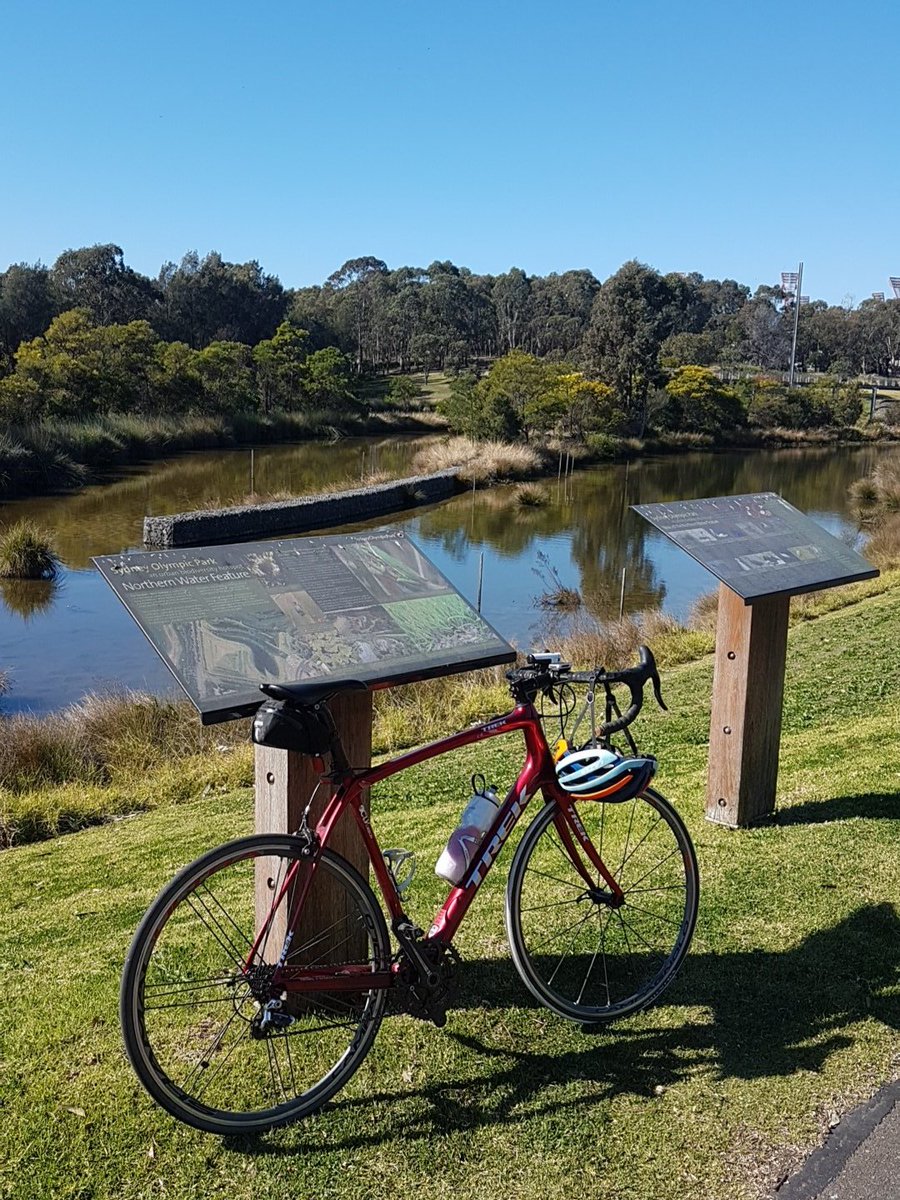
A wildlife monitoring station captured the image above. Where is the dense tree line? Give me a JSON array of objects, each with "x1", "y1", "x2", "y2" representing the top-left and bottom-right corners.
[
  {"x1": 0, "y1": 310, "x2": 357, "y2": 425},
  {"x1": 0, "y1": 244, "x2": 896, "y2": 434}
]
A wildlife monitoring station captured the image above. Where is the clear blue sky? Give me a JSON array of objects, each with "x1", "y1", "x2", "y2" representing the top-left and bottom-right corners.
[{"x1": 3, "y1": 0, "x2": 898, "y2": 305}]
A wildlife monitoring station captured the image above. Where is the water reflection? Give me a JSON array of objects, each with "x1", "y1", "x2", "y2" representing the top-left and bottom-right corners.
[
  {"x1": 0, "y1": 578, "x2": 60, "y2": 619},
  {"x1": 0, "y1": 441, "x2": 892, "y2": 716},
  {"x1": 0, "y1": 435, "x2": 438, "y2": 569}
]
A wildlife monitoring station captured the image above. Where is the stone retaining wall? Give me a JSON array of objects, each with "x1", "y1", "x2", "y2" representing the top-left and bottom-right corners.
[{"x1": 142, "y1": 470, "x2": 463, "y2": 547}]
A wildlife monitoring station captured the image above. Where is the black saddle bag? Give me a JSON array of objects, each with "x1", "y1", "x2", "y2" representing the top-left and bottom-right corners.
[{"x1": 251, "y1": 699, "x2": 334, "y2": 756}]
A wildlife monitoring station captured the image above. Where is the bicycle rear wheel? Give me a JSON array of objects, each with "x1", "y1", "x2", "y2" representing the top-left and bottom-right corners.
[
  {"x1": 121, "y1": 834, "x2": 390, "y2": 1135},
  {"x1": 505, "y1": 788, "x2": 698, "y2": 1023}
]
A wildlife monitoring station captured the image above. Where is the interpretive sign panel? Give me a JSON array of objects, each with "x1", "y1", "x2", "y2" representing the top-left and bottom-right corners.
[
  {"x1": 632, "y1": 492, "x2": 877, "y2": 603},
  {"x1": 94, "y1": 531, "x2": 515, "y2": 723}
]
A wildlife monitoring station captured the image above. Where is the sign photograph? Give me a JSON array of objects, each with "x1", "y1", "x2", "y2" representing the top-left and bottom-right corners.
[{"x1": 94, "y1": 532, "x2": 514, "y2": 722}]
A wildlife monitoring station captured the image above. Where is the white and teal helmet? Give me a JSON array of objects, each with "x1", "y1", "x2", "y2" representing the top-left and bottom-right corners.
[{"x1": 555, "y1": 745, "x2": 656, "y2": 801}]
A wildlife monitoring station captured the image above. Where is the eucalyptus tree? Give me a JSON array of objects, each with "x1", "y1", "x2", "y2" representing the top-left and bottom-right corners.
[
  {"x1": 492, "y1": 268, "x2": 532, "y2": 353},
  {"x1": 157, "y1": 251, "x2": 286, "y2": 348},
  {"x1": 527, "y1": 270, "x2": 599, "y2": 357},
  {"x1": 582, "y1": 261, "x2": 675, "y2": 434},
  {"x1": 0, "y1": 263, "x2": 56, "y2": 368},
  {"x1": 325, "y1": 256, "x2": 389, "y2": 372},
  {"x1": 51, "y1": 244, "x2": 158, "y2": 327}
]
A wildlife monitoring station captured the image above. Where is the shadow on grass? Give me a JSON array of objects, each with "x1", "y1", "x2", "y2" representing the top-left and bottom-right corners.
[
  {"x1": 225, "y1": 902, "x2": 900, "y2": 1155},
  {"x1": 774, "y1": 792, "x2": 900, "y2": 826}
]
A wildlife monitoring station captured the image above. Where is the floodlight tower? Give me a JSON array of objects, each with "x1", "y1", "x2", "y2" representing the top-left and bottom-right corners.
[
  {"x1": 891, "y1": 277, "x2": 900, "y2": 300},
  {"x1": 782, "y1": 262, "x2": 804, "y2": 388}
]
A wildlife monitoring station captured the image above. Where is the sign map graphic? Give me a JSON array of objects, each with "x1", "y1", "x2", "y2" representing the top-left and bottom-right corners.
[{"x1": 94, "y1": 532, "x2": 515, "y2": 723}]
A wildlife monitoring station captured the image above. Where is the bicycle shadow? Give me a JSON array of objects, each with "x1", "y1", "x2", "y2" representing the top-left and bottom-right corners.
[
  {"x1": 225, "y1": 902, "x2": 900, "y2": 1155},
  {"x1": 773, "y1": 792, "x2": 900, "y2": 826}
]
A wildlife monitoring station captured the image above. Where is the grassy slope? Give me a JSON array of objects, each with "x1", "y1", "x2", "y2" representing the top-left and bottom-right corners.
[{"x1": 2, "y1": 592, "x2": 900, "y2": 1200}]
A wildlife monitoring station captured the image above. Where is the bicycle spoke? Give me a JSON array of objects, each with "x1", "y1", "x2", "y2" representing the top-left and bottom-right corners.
[
  {"x1": 616, "y1": 799, "x2": 638, "y2": 880},
  {"x1": 519, "y1": 896, "x2": 583, "y2": 914},
  {"x1": 192, "y1": 1017, "x2": 254, "y2": 1102},
  {"x1": 525, "y1": 865, "x2": 586, "y2": 892},
  {"x1": 622, "y1": 901, "x2": 684, "y2": 927},
  {"x1": 616, "y1": 909, "x2": 664, "y2": 957},
  {"x1": 196, "y1": 882, "x2": 254, "y2": 952},
  {"x1": 146, "y1": 992, "x2": 248, "y2": 1012},
  {"x1": 624, "y1": 883, "x2": 685, "y2": 896},
  {"x1": 576, "y1": 924, "x2": 605, "y2": 1006},
  {"x1": 616, "y1": 814, "x2": 664, "y2": 877},
  {"x1": 283, "y1": 1029, "x2": 298, "y2": 1095},
  {"x1": 292, "y1": 916, "x2": 370, "y2": 969},
  {"x1": 185, "y1": 893, "x2": 247, "y2": 968},
  {"x1": 266, "y1": 1036, "x2": 286, "y2": 1104},
  {"x1": 528, "y1": 907, "x2": 596, "y2": 953},
  {"x1": 144, "y1": 975, "x2": 237, "y2": 998},
  {"x1": 545, "y1": 910, "x2": 595, "y2": 983},
  {"x1": 546, "y1": 829, "x2": 578, "y2": 870},
  {"x1": 624, "y1": 845, "x2": 681, "y2": 892},
  {"x1": 183, "y1": 1004, "x2": 248, "y2": 1095}
]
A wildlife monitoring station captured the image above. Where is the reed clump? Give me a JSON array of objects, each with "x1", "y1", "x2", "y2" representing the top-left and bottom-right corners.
[
  {"x1": 849, "y1": 453, "x2": 900, "y2": 522},
  {"x1": 0, "y1": 520, "x2": 61, "y2": 579},
  {"x1": 412, "y1": 436, "x2": 543, "y2": 483},
  {"x1": 514, "y1": 483, "x2": 550, "y2": 508}
]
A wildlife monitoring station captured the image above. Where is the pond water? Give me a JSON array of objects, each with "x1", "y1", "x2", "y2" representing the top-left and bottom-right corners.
[{"x1": 0, "y1": 439, "x2": 890, "y2": 716}]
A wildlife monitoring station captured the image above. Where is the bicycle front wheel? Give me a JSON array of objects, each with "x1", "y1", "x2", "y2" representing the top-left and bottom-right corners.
[
  {"x1": 505, "y1": 788, "x2": 698, "y2": 1024},
  {"x1": 121, "y1": 834, "x2": 391, "y2": 1135}
]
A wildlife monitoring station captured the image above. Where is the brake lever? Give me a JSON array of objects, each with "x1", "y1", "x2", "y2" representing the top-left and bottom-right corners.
[
  {"x1": 639, "y1": 645, "x2": 668, "y2": 712},
  {"x1": 651, "y1": 669, "x2": 668, "y2": 711}
]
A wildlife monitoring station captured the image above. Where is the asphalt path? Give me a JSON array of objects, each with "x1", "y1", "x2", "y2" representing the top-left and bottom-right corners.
[{"x1": 775, "y1": 1082, "x2": 900, "y2": 1199}]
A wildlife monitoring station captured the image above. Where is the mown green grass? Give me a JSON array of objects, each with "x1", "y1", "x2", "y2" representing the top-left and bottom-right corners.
[{"x1": 2, "y1": 592, "x2": 900, "y2": 1199}]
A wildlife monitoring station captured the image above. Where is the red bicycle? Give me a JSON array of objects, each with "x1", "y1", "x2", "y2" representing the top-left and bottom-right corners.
[{"x1": 120, "y1": 647, "x2": 698, "y2": 1134}]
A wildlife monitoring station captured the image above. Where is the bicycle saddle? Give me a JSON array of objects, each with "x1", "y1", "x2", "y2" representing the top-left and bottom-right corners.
[{"x1": 259, "y1": 679, "x2": 369, "y2": 707}]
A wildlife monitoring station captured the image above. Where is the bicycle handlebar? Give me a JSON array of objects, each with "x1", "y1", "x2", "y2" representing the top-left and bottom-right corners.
[{"x1": 507, "y1": 644, "x2": 667, "y2": 736}]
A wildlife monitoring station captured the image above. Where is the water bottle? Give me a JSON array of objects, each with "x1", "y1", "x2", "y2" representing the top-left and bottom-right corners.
[{"x1": 435, "y1": 774, "x2": 500, "y2": 886}]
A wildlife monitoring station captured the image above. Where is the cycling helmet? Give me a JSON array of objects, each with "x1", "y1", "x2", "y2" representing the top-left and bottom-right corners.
[{"x1": 554, "y1": 741, "x2": 656, "y2": 801}]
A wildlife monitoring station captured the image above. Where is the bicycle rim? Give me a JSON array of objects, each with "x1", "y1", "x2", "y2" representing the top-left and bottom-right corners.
[
  {"x1": 505, "y1": 789, "x2": 698, "y2": 1023},
  {"x1": 121, "y1": 835, "x2": 390, "y2": 1134}
]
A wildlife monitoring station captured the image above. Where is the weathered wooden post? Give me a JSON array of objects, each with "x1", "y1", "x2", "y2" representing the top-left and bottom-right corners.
[
  {"x1": 633, "y1": 493, "x2": 878, "y2": 827},
  {"x1": 705, "y1": 586, "x2": 790, "y2": 826},
  {"x1": 253, "y1": 690, "x2": 372, "y2": 960}
]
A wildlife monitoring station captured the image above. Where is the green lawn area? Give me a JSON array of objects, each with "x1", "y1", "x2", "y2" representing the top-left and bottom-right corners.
[
  {"x1": 361, "y1": 371, "x2": 453, "y2": 411},
  {"x1": 2, "y1": 590, "x2": 900, "y2": 1199}
]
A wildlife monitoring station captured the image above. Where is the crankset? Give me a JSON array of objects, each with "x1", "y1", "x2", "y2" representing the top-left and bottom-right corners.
[{"x1": 392, "y1": 925, "x2": 461, "y2": 1027}]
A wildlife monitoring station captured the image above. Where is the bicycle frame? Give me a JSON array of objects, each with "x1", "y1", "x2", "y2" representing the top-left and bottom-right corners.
[{"x1": 247, "y1": 701, "x2": 627, "y2": 994}]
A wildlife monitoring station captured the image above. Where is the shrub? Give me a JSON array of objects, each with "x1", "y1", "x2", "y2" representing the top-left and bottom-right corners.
[
  {"x1": 0, "y1": 520, "x2": 61, "y2": 579},
  {"x1": 584, "y1": 432, "x2": 620, "y2": 458}
]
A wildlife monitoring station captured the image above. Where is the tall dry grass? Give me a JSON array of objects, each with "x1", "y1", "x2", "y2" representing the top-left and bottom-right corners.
[
  {"x1": 0, "y1": 692, "x2": 246, "y2": 794},
  {"x1": 866, "y1": 516, "x2": 900, "y2": 569},
  {"x1": 849, "y1": 452, "x2": 900, "y2": 522},
  {"x1": 412, "y1": 436, "x2": 543, "y2": 483}
]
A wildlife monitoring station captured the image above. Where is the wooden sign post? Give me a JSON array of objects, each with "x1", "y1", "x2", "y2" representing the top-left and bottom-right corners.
[
  {"x1": 254, "y1": 691, "x2": 373, "y2": 960},
  {"x1": 633, "y1": 493, "x2": 878, "y2": 827},
  {"x1": 705, "y1": 586, "x2": 790, "y2": 826}
]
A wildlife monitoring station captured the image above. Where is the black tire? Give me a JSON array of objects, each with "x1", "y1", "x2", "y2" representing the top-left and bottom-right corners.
[
  {"x1": 505, "y1": 788, "x2": 698, "y2": 1023},
  {"x1": 120, "y1": 834, "x2": 391, "y2": 1135}
]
